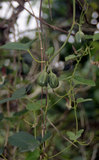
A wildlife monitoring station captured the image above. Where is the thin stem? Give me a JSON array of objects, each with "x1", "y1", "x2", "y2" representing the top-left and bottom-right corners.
[
  {"x1": 49, "y1": 24, "x2": 74, "y2": 63},
  {"x1": 67, "y1": 54, "x2": 84, "y2": 133},
  {"x1": 27, "y1": 0, "x2": 44, "y2": 69},
  {"x1": 74, "y1": 106, "x2": 78, "y2": 133},
  {"x1": 76, "y1": 0, "x2": 83, "y2": 7},
  {"x1": 1, "y1": 155, "x2": 8, "y2": 160},
  {"x1": 49, "y1": 0, "x2": 76, "y2": 63},
  {"x1": 77, "y1": 133, "x2": 94, "y2": 146},
  {"x1": 49, "y1": 93, "x2": 68, "y2": 109},
  {"x1": 73, "y1": 0, "x2": 76, "y2": 23},
  {"x1": 49, "y1": 144, "x2": 72, "y2": 159},
  {"x1": 39, "y1": 0, "x2": 44, "y2": 71},
  {"x1": 27, "y1": 49, "x2": 45, "y2": 63},
  {"x1": 67, "y1": 46, "x2": 91, "y2": 134},
  {"x1": 44, "y1": 88, "x2": 48, "y2": 124},
  {"x1": 47, "y1": 118, "x2": 78, "y2": 148}
]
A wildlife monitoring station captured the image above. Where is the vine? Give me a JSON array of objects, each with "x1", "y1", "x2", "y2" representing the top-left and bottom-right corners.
[{"x1": 0, "y1": 0, "x2": 98, "y2": 159}]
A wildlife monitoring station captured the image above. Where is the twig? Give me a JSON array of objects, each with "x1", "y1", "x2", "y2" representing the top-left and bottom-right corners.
[
  {"x1": 39, "y1": 0, "x2": 44, "y2": 71},
  {"x1": 49, "y1": 0, "x2": 76, "y2": 62},
  {"x1": 76, "y1": 0, "x2": 95, "y2": 26},
  {"x1": 47, "y1": 117, "x2": 78, "y2": 148},
  {"x1": 49, "y1": 143, "x2": 72, "y2": 159},
  {"x1": 16, "y1": 1, "x2": 74, "y2": 35}
]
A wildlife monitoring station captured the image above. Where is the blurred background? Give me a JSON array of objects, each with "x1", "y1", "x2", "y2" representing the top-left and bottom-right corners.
[{"x1": 0, "y1": 0, "x2": 99, "y2": 160}]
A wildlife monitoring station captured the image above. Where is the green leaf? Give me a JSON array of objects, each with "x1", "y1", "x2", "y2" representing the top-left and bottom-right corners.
[
  {"x1": 85, "y1": 33, "x2": 99, "y2": 41},
  {"x1": 73, "y1": 76, "x2": 95, "y2": 86},
  {"x1": 66, "y1": 131, "x2": 77, "y2": 141},
  {"x1": 85, "y1": 35, "x2": 93, "y2": 40},
  {"x1": 45, "y1": 47, "x2": 54, "y2": 56},
  {"x1": 67, "y1": 129, "x2": 84, "y2": 141},
  {"x1": 0, "y1": 97, "x2": 13, "y2": 104},
  {"x1": 0, "y1": 40, "x2": 34, "y2": 51},
  {"x1": 59, "y1": 73, "x2": 72, "y2": 81},
  {"x1": 77, "y1": 98, "x2": 93, "y2": 103},
  {"x1": 65, "y1": 54, "x2": 80, "y2": 61},
  {"x1": 93, "y1": 33, "x2": 99, "y2": 41},
  {"x1": 0, "y1": 87, "x2": 26, "y2": 105},
  {"x1": 8, "y1": 131, "x2": 39, "y2": 152},
  {"x1": 25, "y1": 149, "x2": 40, "y2": 160},
  {"x1": 26, "y1": 99, "x2": 46, "y2": 111},
  {"x1": 12, "y1": 87, "x2": 26, "y2": 99},
  {"x1": 13, "y1": 109, "x2": 28, "y2": 117},
  {"x1": 76, "y1": 129, "x2": 84, "y2": 139}
]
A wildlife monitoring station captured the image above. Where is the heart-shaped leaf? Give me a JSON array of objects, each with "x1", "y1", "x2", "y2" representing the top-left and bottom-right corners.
[
  {"x1": 8, "y1": 131, "x2": 39, "y2": 152},
  {"x1": 67, "y1": 129, "x2": 84, "y2": 141},
  {"x1": 73, "y1": 76, "x2": 95, "y2": 86},
  {"x1": 66, "y1": 131, "x2": 76, "y2": 141},
  {"x1": 12, "y1": 87, "x2": 26, "y2": 99},
  {"x1": 26, "y1": 99, "x2": 46, "y2": 111}
]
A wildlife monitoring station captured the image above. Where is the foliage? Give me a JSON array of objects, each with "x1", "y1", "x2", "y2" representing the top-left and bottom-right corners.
[{"x1": 0, "y1": 0, "x2": 99, "y2": 160}]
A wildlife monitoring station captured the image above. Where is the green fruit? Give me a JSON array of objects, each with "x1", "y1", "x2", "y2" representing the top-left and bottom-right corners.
[
  {"x1": 49, "y1": 72, "x2": 59, "y2": 88},
  {"x1": 75, "y1": 31, "x2": 85, "y2": 43},
  {"x1": 38, "y1": 71, "x2": 48, "y2": 87}
]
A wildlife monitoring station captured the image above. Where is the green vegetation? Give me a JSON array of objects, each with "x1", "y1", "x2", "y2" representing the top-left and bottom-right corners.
[{"x1": 0, "y1": 0, "x2": 99, "y2": 159}]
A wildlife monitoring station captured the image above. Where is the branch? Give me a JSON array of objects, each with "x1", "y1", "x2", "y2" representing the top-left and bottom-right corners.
[
  {"x1": 17, "y1": 1, "x2": 74, "y2": 36},
  {"x1": 47, "y1": 117, "x2": 78, "y2": 148}
]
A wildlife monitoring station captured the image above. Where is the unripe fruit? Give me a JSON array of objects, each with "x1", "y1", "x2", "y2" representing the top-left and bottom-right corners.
[
  {"x1": 75, "y1": 31, "x2": 85, "y2": 43},
  {"x1": 48, "y1": 72, "x2": 59, "y2": 88},
  {"x1": 37, "y1": 71, "x2": 48, "y2": 87}
]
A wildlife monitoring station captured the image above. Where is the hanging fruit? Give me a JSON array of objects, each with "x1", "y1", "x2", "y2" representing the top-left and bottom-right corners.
[
  {"x1": 75, "y1": 31, "x2": 85, "y2": 43},
  {"x1": 48, "y1": 71, "x2": 59, "y2": 88},
  {"x1": 37, "y1": 70, "x2": 48, "y2": 87}
]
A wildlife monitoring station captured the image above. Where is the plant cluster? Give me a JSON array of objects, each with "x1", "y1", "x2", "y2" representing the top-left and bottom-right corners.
[{"x1": 0, "y1": 0, "x2": 99, "y2": 160}]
